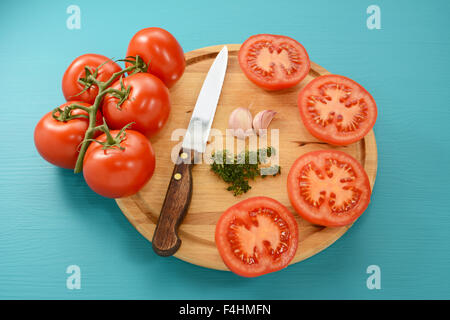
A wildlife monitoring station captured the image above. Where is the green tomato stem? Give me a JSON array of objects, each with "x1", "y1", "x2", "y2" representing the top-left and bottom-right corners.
[{"x1": 72, "y1": 63, "x2": 138, "y2": 174}]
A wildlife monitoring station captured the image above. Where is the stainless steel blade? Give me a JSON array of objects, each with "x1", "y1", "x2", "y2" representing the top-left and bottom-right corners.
[{"x1": 182, "y1": 46, "x2": 228, "y2": 153}]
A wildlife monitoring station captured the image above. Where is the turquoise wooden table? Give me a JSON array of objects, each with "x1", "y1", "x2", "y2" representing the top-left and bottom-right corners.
[{"x1": 1, "y1": 0, "x2": 449, "y2": 299}]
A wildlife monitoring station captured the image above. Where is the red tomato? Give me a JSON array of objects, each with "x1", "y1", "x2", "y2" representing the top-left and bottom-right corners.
[
  {"x1": 126, "y1": 27, "x2": 185, "y2": 88},
  {"x1": 102, "y1": 73, "x2": 170, "y2": 138},
  {"x1": 238, "y1": 34, "x2": 310, "y2": 91},
  {"x1": 34, "y1": 101, "x2": 101, "y2": 169},
  {"x1": 287, "y1": 150, "x2": 371, "y2": 227},
  {"x1": 83, "y1": 130, "x2": 155, "y2": 198},
  {"x1": 62, "y1": 54, "x2": 122, "y2": 104},
  {"x1": 215, "y1": 197, "x2": 298, "y2": 277},
  {"x1": 298, "y1": 74, "x2": 377, "y2": 145}
]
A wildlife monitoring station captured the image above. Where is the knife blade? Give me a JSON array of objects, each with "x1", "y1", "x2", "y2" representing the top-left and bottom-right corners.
[
  {"x1": 152, "y1": 46, "x2": 228, "y2": 257},
  {"x1": 182, "y1": 46, "x2": 228, "y2": 153}
]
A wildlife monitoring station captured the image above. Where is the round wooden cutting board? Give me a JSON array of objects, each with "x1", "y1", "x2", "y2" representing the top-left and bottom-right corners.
[{"x1": 116, "y1": 44, "x2": 377, "y2": 271}]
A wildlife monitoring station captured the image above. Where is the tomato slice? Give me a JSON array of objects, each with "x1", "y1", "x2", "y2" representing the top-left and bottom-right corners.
[
  {"x1": 215, "y1": 197, "x2": 298, "y2": 277},
  {"x1": 298, "y1": 74, "x2": 377, "y2": 145},
  {"x1": 287, "y1": 150, "x2": 371, "y2": 227},
  {"x1": 238, "y1": 34, "x2": 310, "y2": 91}
]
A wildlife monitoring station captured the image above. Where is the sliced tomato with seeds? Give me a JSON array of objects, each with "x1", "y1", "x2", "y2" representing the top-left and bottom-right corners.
[
  {"x1": 287, "y1": 150, "x2": 371, "y2": 227},
  {"x1": 298, "y1": 74, "x2": 377, "y2": 145},
  {"x1": 215, "y1": 197, "x2": 298, "y2": 277},
  {"x1": 238, "y1": 34, "x2": 310, "y2": 91}
]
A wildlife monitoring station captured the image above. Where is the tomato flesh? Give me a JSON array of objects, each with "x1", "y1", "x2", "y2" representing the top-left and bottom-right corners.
[
  {"x1": 238, "y1": 34, "x2": 310, "y2": 91},
  {"x1": 215, "y1": 197, "x2": 298, "y2": 277},
  {"x1": 298, "y1": 74, "x2": 377, "y2": 145},
  {"x1": 287, "y1": 150, "x2": 371, "y2": 227}
]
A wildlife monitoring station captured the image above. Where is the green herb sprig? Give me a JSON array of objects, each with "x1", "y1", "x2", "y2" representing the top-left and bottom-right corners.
[{"x1": 210, "y1": 147, "x2": 281, "y2": 196}]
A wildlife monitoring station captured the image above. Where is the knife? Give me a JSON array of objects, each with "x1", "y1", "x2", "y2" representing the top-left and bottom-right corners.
[{"x1": 152, "y1": 46, "x2": 228, "y2": 256}]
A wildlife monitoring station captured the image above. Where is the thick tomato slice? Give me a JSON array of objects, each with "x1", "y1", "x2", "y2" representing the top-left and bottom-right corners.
[
  {"x1": 287, "y1": 150, "x2": 371, "y2": 227},
  {"x1": 215, "y1": 197, "x2": 298, "y2": 277},
  {"x1": 238, "y1": 34, "x2": 310, "y2": 91},
  {"x1": 298, "y1": 74, "x2": 377, "y2": 145}
]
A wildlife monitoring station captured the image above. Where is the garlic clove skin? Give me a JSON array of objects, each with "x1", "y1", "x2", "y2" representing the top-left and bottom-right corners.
[
  {"x1": 228, "y1": 107, "x2": 254, "y2": 139},
  {"x1": 253, "y1": 110, "x2": 277, "y2": 135},
  {"x1": 231, "y1": 128, "x2": 254, "y2": 140}
]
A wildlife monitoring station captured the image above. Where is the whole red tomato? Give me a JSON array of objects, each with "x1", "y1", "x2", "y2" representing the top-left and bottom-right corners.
[
  {"x1": 62, "y1": 53, "x2": 122, "y2": 104},
  {"x1": 34, "y1": 101, "x2": 101, "y2": 169},
  {"x1": 102, "y1": 73, "x2": 171, "y2": 138},
  {"x1": 83, "y1": 130, "x2": 156, "y2": 198},
  {"x1": 126, "y1": 27, "x2": 185, "y2": 88}
]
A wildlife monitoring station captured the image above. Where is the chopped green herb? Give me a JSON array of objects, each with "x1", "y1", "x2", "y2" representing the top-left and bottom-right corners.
[{"x1": 210, "y1": 147, "x2": 281, "y2": 196}]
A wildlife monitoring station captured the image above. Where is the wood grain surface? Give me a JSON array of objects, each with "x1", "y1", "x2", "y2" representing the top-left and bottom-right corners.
[{"x1": 116, "y1": 44, "x2": 377, "y2": 271}]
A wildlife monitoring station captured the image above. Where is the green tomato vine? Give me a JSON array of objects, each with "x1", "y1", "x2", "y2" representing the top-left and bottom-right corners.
[{"x1": 52, "y1": 55, "x2": 147, "y2": 173}]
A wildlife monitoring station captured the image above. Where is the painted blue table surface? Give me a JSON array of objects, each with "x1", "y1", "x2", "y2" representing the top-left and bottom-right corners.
[{"x1": 1, "y1": 0, "x2": 449, "y2": 300}]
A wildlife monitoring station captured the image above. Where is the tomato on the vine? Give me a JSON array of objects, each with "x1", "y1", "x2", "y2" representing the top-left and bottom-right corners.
[
  {"x1": 297, "y1": 74, "x2": 377, "y2": 145},
  {"x1": 215, "y1": 197, "x2": 298, "y2": 277},
  {"x1": 238, "y1": 34, "x2": 310, "y2": 91},
  {"x1": 102, "y1": 73, "x2": 171, "y2": 138},
  {"x1": 34, "y1": 101, "x2": 101, "y2": 170},
  {"x1": 126, "y1": 27, "x2": 185, "y2": 88},
  {"x1": 62, "y1": 53, "x2": 122, "y2": 104},
  {"x1": 83, "y1": 130, "x2": 155, "y2": 198},
  {"x1": 287, "y1": 150, "x2": 371, "y2": 227}
]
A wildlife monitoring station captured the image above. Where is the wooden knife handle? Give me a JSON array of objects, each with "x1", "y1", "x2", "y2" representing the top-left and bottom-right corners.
[{"x1": 152, "y1": 148, "x2": 195, "y2": 256}]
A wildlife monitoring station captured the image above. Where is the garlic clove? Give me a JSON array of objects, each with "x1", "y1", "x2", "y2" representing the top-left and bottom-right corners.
[
  {"x1": 228, "y1": 107, "x2": 254, "y2": 139},
  {"x1": 253, "y1": 110, "x2": 277, "y2": 135}
]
